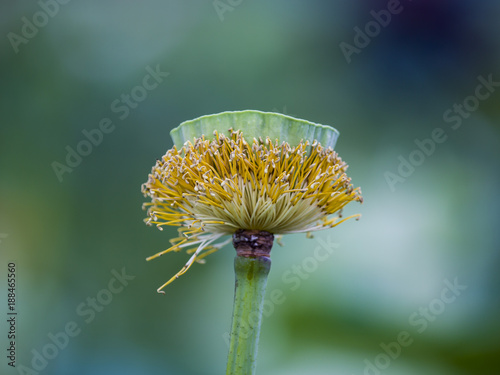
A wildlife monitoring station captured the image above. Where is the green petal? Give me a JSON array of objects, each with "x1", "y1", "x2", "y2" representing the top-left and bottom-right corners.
[{"x1": 170, "y1": 110, "x2": 340, "y2": 149}]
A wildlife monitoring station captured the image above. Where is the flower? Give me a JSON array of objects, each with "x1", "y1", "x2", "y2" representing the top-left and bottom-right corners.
[{"x1": 142, "y1": 112, "x2": 362, "y2": 293}]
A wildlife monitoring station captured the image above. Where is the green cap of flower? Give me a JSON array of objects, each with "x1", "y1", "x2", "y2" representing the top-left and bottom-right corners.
[
  {"x1": 142, "y1": 110, "x2": 362, "y2": 293},
  {"x1": 170, "y1": 110, "x2": 339, "y2": 149}
]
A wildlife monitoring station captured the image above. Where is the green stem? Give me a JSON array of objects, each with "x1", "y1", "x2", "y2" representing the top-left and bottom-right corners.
[{"x1": 226, "y1": 230, "x2": 273, "y2": 375}]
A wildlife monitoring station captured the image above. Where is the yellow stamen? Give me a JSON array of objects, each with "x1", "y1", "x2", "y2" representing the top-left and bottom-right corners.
[{"x1": 143, "y1": 130, "x2": 362, "y2": 291}]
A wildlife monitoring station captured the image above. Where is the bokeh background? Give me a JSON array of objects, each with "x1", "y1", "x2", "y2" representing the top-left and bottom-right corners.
[{"x1": 1, "y1": 1, "x2": 499, "y2": 374}]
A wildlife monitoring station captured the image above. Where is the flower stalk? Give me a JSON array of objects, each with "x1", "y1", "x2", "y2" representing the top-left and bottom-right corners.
[{"x1": 226, "y1": 230, "x2": 274, "y2": 375}]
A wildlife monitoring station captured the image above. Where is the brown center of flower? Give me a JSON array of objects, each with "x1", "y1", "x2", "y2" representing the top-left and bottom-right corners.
[{"x1": 233, "y1": 229, "x2": 274, "y2": 258}]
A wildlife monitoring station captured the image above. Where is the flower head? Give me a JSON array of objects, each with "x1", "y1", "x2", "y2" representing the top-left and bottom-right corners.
[{"x1": 142, "y1": 111, "x2": 362, "y2": 293}]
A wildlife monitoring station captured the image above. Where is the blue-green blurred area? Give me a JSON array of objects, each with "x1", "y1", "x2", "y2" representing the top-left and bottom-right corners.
[{"x1": 1, "y1": 0, "x2": 499, "y2": 374}]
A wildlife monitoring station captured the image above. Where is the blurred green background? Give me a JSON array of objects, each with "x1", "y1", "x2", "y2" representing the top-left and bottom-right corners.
[{"x1": 1, "y1": 1, "x2": 499, "y2": 374}]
